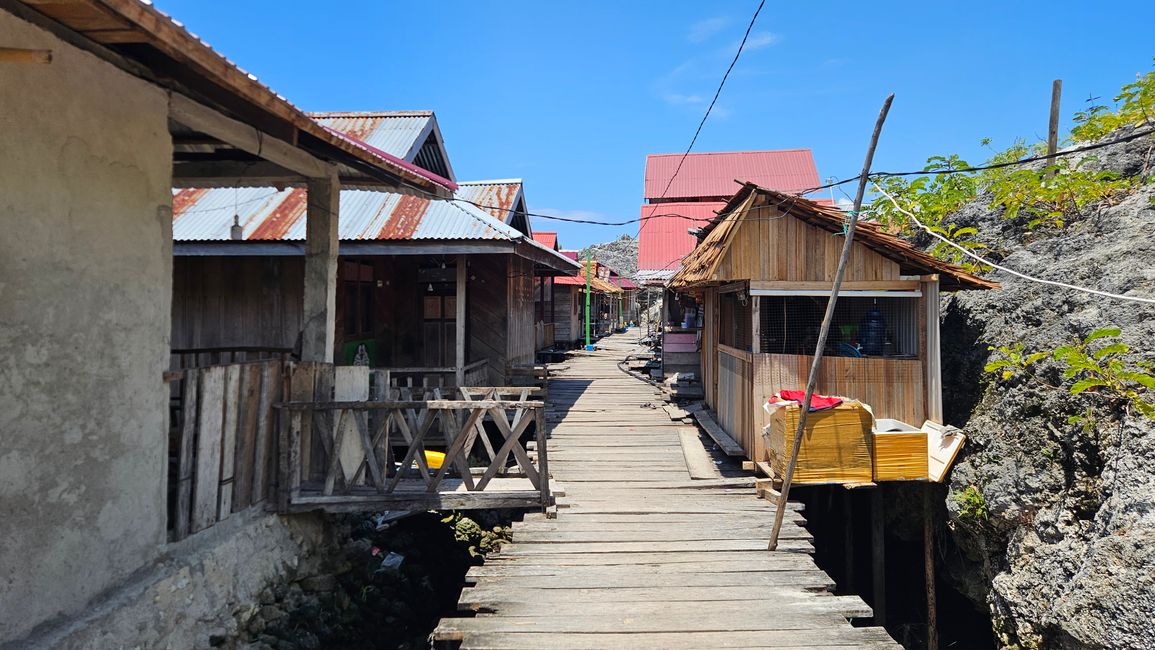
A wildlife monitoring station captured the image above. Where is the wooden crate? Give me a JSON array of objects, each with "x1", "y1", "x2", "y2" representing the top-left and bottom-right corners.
[
  {"x1": 763, "y1": 404, "x2": 873, "y2": 484},
  {"x1": 873, "y1": 431, "x2": 928, "y2": 481}
]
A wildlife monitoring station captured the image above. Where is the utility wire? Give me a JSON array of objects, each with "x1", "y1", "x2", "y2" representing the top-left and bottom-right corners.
[
  {"x1": 640, "y1": 0, "x2": 768, "y2": 236},
  {"x1": 872, "y1": 181, "x2": 1155, "y2": 305}
]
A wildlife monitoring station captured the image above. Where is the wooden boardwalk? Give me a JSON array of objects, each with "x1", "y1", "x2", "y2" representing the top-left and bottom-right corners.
[{"x1": 435, "y1": 331, "x2": 898, "y2": 649}]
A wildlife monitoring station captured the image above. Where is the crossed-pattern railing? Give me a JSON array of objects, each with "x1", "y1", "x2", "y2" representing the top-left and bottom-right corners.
[{"x1": 276, "y1": 387, "x2": 549, "y2": 512}]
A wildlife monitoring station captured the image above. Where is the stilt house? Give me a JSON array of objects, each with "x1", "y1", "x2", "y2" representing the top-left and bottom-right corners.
[{"x1": 670, "y1": 184, "x2": 997, "y2": 475}]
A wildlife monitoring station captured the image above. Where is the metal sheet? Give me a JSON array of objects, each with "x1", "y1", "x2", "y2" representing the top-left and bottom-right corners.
[{"x1": 644, "y1": 149, "x2": 822, "y2": 201}]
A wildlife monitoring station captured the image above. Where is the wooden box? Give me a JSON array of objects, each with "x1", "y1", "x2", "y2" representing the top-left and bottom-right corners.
[
  {"x1": 763, "y1": 404, "x2": 873, "y2": 484},
  {"x1": 872, "y1": 419, "x2": 928, "y2": 481}
]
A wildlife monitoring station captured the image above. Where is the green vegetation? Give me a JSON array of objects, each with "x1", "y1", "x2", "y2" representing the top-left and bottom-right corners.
[
  {"x1": 953, "y1": 485, "x2": 990, "y2": 522},
  {"x1": 1071, "y1": 59, "x2": 1155, "y2": 141},
  {"x1": 870, "y1": 59, "x2": 1153, "y2": 262},
  {"x1": 442, "y1": 511, "x2": 512, "y2": 557},
  {"x1": 985, "y1": 328, "x2": 1155, "y2": 423}
]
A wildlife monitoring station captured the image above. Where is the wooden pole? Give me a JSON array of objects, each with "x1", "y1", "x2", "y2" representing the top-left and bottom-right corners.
[
  {"x1": 872, "y1": 487, "x2": 886, "y2": 626},
  {"x1": 301, "y1": 172, "x2": 340, "y2": 362},
  {"x1": 455, "y1": 255, "x2": 467, "y2": 389},
  {"x1": 768, "y1": 93, "x2": 895, "y2": 550},
  {"x1": 1046, "y1": 79, "x2": 1063, "y2": 178},
  {"x1": 584, "y1": 251, "x2": 592, "y2": 349},
  {"x1": 925, "y1": 484, "x2": 939, "y2": 650}
]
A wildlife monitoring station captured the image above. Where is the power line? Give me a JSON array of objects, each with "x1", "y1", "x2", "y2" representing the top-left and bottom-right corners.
[
  {"x1": 872, "y1": 181, "x2": 1155, "y2": 305},
  {"x1": 640, "y1": 0, "x2": 768, "y2": 236},
  {"x1": 798, "y1": 125, "x2": 1155, "y2": 195}
]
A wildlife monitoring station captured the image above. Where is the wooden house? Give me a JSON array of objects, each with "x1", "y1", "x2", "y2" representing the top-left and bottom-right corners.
[
  {"x1": 172, "y1": 185, "x2": 576, "y2": 387},
  {"x1": 551, "y1": 256, "x2": 624, "y2": 346},
  {"x1": 670, "y1": 184, "x2": 997, "y2": 475}
]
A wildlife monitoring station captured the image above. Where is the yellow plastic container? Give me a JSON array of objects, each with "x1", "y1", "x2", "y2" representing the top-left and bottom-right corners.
[{"x1": 424, "y1": 450, "x2": 446, "y2": 470}]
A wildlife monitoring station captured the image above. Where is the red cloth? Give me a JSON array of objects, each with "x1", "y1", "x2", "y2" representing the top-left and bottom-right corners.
[{"x1": 774, "y1": 390, "x2": 843, "y2": 411}]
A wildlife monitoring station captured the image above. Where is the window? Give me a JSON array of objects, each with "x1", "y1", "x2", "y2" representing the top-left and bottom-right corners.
[
  {"x1": 719, "y1": 292, "x2": 752, "y2": 350},
  {"x1": 341, "y1": 261, "x2": 374, "y2": 338},
  {"x1": 758, "y1": 295, "x2": 920, "y2": 358}
]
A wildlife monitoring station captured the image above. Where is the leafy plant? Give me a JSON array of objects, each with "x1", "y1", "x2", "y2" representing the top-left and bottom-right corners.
[
  {"x1": 984, "y1": 328, "x2": 1155, "y2": 422},
  {"x1": 988, "y1": 158, "x2": 1135, "y2": 230},
  {"x1": 953, "y1": 485, "x2": 990, "y2": 522},
  {"x1": 928, "y1": 223, "x2": 991, "y2": 273},
  {"x1": 1071, "y1": 59, "x2": 1155, "y2": 142},
  {"x1": 1051, "y1": 328, "x2": 1155, "y2": 419},
  {"x1": 984, "y1": 342, "x2": 1049, "y2": 380}
]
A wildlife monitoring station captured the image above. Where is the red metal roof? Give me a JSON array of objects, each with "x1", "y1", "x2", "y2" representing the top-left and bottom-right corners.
[
  {"x1": 644, "y1": 150, "x2": 820, "y2": 200},
  {"x1": 636, "y1": 202, "x2": 722, "y2": 272},
  {"x1": 533, "y1": 232, "x2": 559, "y2": 250}
]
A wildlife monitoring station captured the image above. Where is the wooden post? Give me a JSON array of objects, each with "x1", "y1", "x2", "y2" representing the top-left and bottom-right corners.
[
  {"x1": 750, "y1": 293, "x2": 760, "y2": 354},
  {"x1": 925, "y1": 485, "x2": 939, "y2": 650},
  {"x1": 768, "y1": 93, "x2": 895, "y2": 551},
  {"x1": 536, "y1": 405, "x2": 550, "y2": 510},
  {"x1": 301, "y1": 172, "x2": 340, "y2": 362},
  {"x1": 872, "y1": 487, "x2": 887, "y2": 627},
  {"x1": 924, "y1": 280, "x2": 943, "y2": 423},
  {"x1": 455, "y1": 255, "x2": 467, "y2": 389},
  {"x1": 842, "y1": 489, "x2": 855, "y2": 593},
  {"x1": 1046, "y1": 79, "x2": 1063, "y2": 175}
]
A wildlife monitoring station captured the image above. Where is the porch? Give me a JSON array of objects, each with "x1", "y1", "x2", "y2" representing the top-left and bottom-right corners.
[{"x1": 165, "y1": 359, "x2": 550, "y2": 542}]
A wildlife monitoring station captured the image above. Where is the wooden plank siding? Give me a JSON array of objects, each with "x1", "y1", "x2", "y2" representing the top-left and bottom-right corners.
[
  {"x1": 716, "y1": 348, "x2": 754, "y2": 455},
  {"x1": 469, "y1": 255, "x2": 510, "y2": 386},
  {"x1": 550, "y1": 284, "x2": 581, "y2": 346},
  {"x1": 507, "y1": 256, "x2": 536, "y2": 369},
  {"x1": 714, "y1": 199, "x2": 902, "y2": 285},
  {"x1": 172, "y1": 359, "x2": 285, "y2": 540}
]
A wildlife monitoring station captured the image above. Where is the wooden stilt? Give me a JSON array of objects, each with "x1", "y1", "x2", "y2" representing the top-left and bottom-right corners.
[
  {"x1": 925, "y1": 485, "x2": 939, "y2": 650},
  {"x1": 871, "y1": 487, "x2": 886, "y2": 627},
  {"x1": 843, "y1": 489, "x2": 855, "y2": 593}
]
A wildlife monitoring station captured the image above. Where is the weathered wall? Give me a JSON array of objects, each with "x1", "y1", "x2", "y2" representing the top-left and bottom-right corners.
[
  {"x1": 172, "y1": 256, "x2": 304, "y2": 352},
  {"x1": 0, "y1": 12, "x2": 173, "y2": 642},
  {"x1": 469, "y1": 254, "x2": 510, "y2": 384},
  {"x1": 507, "y1": 256, "x2": 535, "y2": 368},
  {"x1": 18, "y1": 511, "x2": 329, "y2": 649}
]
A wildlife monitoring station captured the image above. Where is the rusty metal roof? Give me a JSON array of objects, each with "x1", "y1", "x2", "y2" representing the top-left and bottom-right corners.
[
  {"x1": 456, "y1": 180, "x2": 525, "y2": 223},
  {"x1": 670, "y1": 184, "x2": 999, "y2": 291},
  {"x1": 172, "y1": 186, "x2": 524, "y2": 242},
  {"x1": 310, "y1": 112, "x2": 434, "y2": 159},
  {"x1": 644, "y1": 150, "x2": 821, "y2": 200}
]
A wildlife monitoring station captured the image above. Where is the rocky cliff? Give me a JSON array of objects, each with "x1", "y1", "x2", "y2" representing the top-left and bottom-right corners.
[{"x1": 938, "y1": 128, "x2": 1155, "y2": 648}]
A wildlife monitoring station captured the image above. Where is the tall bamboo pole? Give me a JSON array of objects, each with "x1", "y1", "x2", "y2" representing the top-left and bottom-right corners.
[{"x1": 768, "y1": 93, "x2": 895, "y2": 551}]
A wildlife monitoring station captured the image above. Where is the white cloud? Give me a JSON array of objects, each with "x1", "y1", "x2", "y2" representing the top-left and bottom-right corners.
[
  {"x1": 688, "y1": 16, "x2": 729, "y2": 43},
  {"x1": 732, "y1": 31, "x2": 779, "y2": 53},
  {"x1": 663, "y1": 92, "x2": 704, "y2": 105}
]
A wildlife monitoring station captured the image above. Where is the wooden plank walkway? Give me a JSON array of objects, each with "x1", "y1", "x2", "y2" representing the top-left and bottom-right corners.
[{"x1": 435, "y1": 331, "x2": 898, "y2": 649}]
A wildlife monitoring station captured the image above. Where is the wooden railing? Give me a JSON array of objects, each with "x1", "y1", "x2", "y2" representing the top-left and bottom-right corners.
[
  {"x1": 171, "y1": 346, "x2": 292, "y2": 370},
  {"x1": 167, "y1": 359, "x2": 283, "y2": 541},
  {"x1": 276, "y1": 382, "x2": 550, "y2": 513},
  {"x1": 717, "y1": 346, "x2": 754, "y2": 457},
  {"x1": 373, "y1": 359, "x2": 490, "y2": 390}
]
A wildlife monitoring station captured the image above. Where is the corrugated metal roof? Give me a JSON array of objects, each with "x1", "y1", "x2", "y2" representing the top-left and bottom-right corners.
[
  {"x1": 456, "y1": 180, "x2": 524, "y2": 223},
  {"x1": 533, "y1": 232, "x2": 559, "y2": 250},
  {"x1": 172, "y1": 186, "x2": 524, "y2": 242},
  {"x1": 644, "y1": 149, "x2": 821, "y2": 200},
  {"x1": 310, "y1": 112, "x2": 434, "y2": 160},
  {"x1": 636, "y1": 202, "x2": 722, "y2": 272},
  {"x1": 670, "y1": 184, "x2": 999, "y2": 292}
]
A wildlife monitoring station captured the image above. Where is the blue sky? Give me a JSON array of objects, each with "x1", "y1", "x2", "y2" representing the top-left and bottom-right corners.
[{"x1": 157, "y1": 1, "x2": 1154, "y2": 249}]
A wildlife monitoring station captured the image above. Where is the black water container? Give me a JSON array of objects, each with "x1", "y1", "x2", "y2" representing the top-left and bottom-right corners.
[{"x1": 858, "y1": 306, "x2": 887, "y2": 356}]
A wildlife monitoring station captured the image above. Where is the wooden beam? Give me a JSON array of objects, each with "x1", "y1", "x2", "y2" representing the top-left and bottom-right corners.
[
  {"x1": 924, "y1": 280, "x2": 943, "y2": 423},
  {"x1": 171, "y1": 160, "x2": 304, "y2": 187},
  {"x1": 300, "y1": 173, "x2": 340, "y2": 362},
  {"x1": 750, "y1": 280, "x2": 922, "y2": 292},
  {"x1": 170, "y1": 93, "x2": 332, "y2": 179},
  {"x1": 0, "y1": 47, "x2": 52, "y2": 63},
  {"x1": 456, "y1": 255, "x2": 467, "y2": 388}
]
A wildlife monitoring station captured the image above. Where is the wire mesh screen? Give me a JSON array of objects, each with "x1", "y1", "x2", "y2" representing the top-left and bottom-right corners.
[
  {"x1": 758, "y1": 295, "x2": 920, "y2": 358},
  {"x1": 719, "y1": 292, "x2": 752, "y2": 350}
]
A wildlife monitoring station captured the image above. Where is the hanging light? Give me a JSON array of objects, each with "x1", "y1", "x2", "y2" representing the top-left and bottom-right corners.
[{"x1": 427, "y1": 283, "x2": 434, "y2": 292}]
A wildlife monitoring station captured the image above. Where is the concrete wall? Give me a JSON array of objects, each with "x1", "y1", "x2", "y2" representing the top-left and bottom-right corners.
[{"x1": 0, "y1": 11, "x2": 174, "y2": 643}]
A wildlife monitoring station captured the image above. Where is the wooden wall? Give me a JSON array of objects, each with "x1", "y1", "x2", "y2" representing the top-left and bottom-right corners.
[
  {"x1": 701, "y1": 288, "x2": 718, "y2": 408},
  {"x1": 749, "y1": 353, "x2": 927, "y2": 461},
  {"x1": 551, "y1": 284, "x2": 580, "y2": 345},
  {"x1": 172, "y1": 256, "x2": 303, "y2": 351},
  {"x1": 469, "y1": 254, "x2": 509, "y2": 385},
  {"x1": 507, "y1": 255, "x2": 536, "y2": 369},
  {"x1": 717, "y1": 346, "x2": 754, "y2": 456},
  {"x1": 716, "y1": 197, "x2": 902, "y2": 284}
]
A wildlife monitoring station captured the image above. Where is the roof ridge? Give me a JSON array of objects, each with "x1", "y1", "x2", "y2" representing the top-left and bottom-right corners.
[
  {"x1": 308, "y1": 110, "x2": 434, "y2": 118},
  {"x1": 647, "y1": 149, "x2": 813, "y2": 158},
  {"x1": 457, "y1": 178, "x2": 524, "y2": 185}
]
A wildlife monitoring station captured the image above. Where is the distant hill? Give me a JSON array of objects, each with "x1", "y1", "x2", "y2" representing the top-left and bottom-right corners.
[{"x1": 579, "y1": 234, "x2": 637, "y2": 278}]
